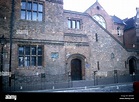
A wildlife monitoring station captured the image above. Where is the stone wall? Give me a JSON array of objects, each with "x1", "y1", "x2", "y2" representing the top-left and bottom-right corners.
[{"x1": 64, "y1": 9, "x2": 136, "y2": 80}]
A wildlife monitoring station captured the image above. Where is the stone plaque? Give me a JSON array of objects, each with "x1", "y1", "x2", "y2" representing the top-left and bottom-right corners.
[{"x1": 16, "y1": 30, "x2": 28, "y2": 35}]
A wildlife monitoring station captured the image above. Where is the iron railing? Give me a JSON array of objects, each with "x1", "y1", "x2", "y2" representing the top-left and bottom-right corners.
[{"x1": 2, "y1": 73, "x2": 139, "y2": 92}]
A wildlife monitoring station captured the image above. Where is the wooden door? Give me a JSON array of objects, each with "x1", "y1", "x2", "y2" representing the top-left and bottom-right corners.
[{"x1": 71, "y1": 59, "x2": 82, "y2": 80}]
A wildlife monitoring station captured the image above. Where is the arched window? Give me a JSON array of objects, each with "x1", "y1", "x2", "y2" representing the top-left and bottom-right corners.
[{"x1": 92, "y1": 14, "x2": 106, "y2": 29}]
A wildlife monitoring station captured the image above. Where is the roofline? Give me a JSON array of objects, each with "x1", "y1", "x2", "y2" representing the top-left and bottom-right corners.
[
  {"x1": 84, "y1": 2, "x2": 96, "y2": 12},
  {"x1": 111, "y1": 15, "x2": 126, "y2": 25},
  {"x1": 64, "y1": 10, "x2": 86, "y2": 15},
  {"x1": 114, "y1": 22, "x2": 126, "y2": 25}
]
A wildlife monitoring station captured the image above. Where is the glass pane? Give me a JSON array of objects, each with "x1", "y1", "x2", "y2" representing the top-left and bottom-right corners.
[
  {"x1": 21, "y1": 2, "x2": 26, "y2": 9},
  {"x1": 25, "y1": 46, "x2": 30, "y2": 55},
  {"x1": 101, "y1": 23, "x2": 106, "y2": 28},
  {"x1": 31, "y1": 56, "x2": 36, "y2": 66},
  {"x1": 38, "y1": 47, "x2": 42, "y2": 55},
  {"x1": 72, "y1": 20, "x2": 76, "y2": 29},
  {"x1": 31, "y1": 47, "x2": 36, "y2": 55},
  {"x1": 32, "y1": 12, "x2": 37, "y2": 21},
  {"x1": 68, "y1": 20, "x2": 71, "y2": 28},
  {"x1": 19, "y1": 56, "x2": 24, "y2": 67},
  {"x1": 21, "y1": 10, "x2": 25, "y2": 19},
  {"x1": 24, "y1": 56, "x2": 30, "y2": 66},
  {"x1": 38, "y1": 13, "x2": 42, "y2": 21},
  {"x1": 19, "y1": 46, "x2": 24, "y2": 55},
  {"x1": 27, "y1": 2, "x2": 32, "y2": 10},
  {"x1": 33, "y1": 3, "x2": 37, "y2": 11},
  {"x1": 38, "y1": 56, "x2": 42, "y2": 66},
  {"x1": 38, "y1": 4, "x2": 43, "y2": 12},
  {"x1": 27, "y1": 11, "x2": 31, "y2": 20},
  {"x1": 76, "y1": 21, "x2": 80, "y2": 29}
]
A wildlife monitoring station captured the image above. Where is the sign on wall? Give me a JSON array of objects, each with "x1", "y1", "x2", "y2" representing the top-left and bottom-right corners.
[
  {"x1": 51, "y1": 52, "x2": 59, "y2": 59},
  {"x1": 16, "y1": 30, "x2": 28, "y2": 35}
]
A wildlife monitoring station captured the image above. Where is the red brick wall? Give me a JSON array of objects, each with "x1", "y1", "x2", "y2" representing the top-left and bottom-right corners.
[{"x1": 124, "y1": 28, "x2": 137, "y2": 49}]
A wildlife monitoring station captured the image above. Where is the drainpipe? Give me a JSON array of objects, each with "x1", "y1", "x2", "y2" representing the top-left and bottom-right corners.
[{"x1": 9, "y1": 0, "x2": 15, "y2": 87}]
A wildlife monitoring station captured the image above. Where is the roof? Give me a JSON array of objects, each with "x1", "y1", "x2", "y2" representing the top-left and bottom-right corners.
[
  {"x1": 124, "y1": 17, "x2": 135, "y2": 30},
  {"x1": 84, "y1": 1, "x2": 105, "y2": 13},
  {"x1": 111, "y1": 15, "x2": 126, "y2": 25}
]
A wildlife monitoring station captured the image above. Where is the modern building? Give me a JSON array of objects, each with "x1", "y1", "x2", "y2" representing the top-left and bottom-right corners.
[{"x1": 0, "y1": 0, "x2": 139, "y2": 90}]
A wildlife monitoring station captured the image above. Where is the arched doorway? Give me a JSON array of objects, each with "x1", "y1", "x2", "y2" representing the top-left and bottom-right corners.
[
  {"x1": 66, "y1": 53, "x2": 86, "y2": 81},
  {"x1": 71, "y1": 58, "x2": 82, "y2": 80},
  {"x1": 129, "y1": 57, "x2": 137, "y2": 74}
]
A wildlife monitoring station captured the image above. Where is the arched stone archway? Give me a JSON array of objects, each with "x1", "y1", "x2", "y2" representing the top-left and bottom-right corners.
[
  {"x1": 66, "y1": 53, "x2": 86, "y2": 81},
  {"x1": 127, "y1": 56, "x2": 137, "y2": 74}
]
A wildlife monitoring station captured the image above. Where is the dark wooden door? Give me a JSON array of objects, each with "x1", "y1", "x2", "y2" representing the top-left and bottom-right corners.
[
  {"x1": 71, "y1": 59, "x2": 82, "y2": 80},
  {"x1": 129, "y1": 58, "x2": 136, "y2": 74}
]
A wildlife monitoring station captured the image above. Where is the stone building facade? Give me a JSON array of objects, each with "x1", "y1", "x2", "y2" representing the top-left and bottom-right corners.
[{"x1": 0, "y1": 0, "x2": 139, "y2": 87}]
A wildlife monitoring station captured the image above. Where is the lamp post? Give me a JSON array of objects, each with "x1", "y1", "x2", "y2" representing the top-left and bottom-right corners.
[{"x1": 0, "y1": 35, "x2": 7, "y2": 92}]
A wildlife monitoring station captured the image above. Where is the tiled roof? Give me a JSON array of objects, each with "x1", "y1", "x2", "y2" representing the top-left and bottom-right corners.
[
  {"x1": 111, "y1": 15, "x2": 125, "y2": 25},
  {"x1": 124, "y1": 17, "x2": 135, "y2": 30}
]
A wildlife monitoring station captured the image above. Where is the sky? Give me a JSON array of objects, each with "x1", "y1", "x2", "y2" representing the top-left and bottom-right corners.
[{"x1": 63, "y1": 0, "x2": 139, "y2": 19}]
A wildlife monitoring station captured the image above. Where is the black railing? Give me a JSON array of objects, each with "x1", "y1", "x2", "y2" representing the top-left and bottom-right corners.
[{"x1": 2, "y1": 73, "x2": 139, "y2": 92}]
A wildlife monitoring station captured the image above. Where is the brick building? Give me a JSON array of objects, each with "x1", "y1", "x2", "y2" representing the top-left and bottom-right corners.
[{"x1": 0, "y1": 0, "x2": 139, "y2": 90}]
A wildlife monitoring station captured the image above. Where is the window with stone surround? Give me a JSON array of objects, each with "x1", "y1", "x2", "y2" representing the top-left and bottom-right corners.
[
  {"x1": 20, "y1": 0, "x2": 43, "y2": 21},
  {"x1": 68, "y1": 19, "x2": 81, "y2": 29},
  {"x1": 18, "y1": 45, "x2": 43, "y2": 67}
]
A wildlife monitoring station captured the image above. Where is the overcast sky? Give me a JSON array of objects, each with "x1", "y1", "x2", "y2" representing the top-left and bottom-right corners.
[{"x1": 63, "y1": 0, "x2": 139, "y2": 19}]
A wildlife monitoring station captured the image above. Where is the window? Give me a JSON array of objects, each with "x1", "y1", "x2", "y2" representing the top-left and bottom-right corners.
[
  {"x1": 117, "y1": 26, "x2": 120, "y2": 36},
  {"x1": 97, "y1": 61, "x2": 100, "y2": 70},
  {"x1": 68, "y1": 19, "x2": 81, "y2": 29},
  {"x1": 117, "y1": 26, "x2": 123, "y2": 36},
  {"x1": 92, "y1": 15, "x2": 106, "y2": 29},
  {"x1": 21, "y1": 0, "x2": 43, "y2": 21},
  {"x1": 96, "y1": 6, "x2": 100, "y2": 10},
  {"x1": 95, "y1": 33, "x2": 98, "y2": 42},
  {"x1": 18, "y1": 45, "x2": 43, "y2": 67}
]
